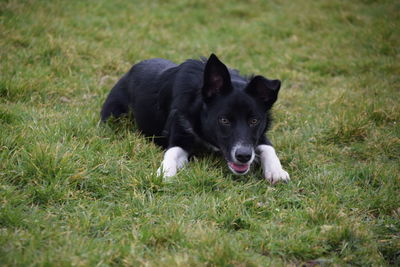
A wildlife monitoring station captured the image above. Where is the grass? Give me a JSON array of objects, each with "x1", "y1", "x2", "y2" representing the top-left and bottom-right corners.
[{"x1": 0, "y1": 0, "x2": 399, "y2": 265}]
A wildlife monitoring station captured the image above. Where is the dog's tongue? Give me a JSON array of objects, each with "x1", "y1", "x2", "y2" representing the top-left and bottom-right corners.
[{"x1": 229, "y1": 162, "x2": 249, "y2": 173}]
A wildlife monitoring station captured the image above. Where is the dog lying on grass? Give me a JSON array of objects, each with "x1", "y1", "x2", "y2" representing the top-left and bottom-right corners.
[{"x1": 101, "y1": 54, "x2": 289, "y2": 183}]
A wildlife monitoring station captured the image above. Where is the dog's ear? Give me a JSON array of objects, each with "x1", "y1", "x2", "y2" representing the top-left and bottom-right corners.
[
  {"x1": 202, "y1": 54, "x2": 232, "y2": 99},
  {"x1": 246, "y1": 75, "x2": 281, "y2": 107}
]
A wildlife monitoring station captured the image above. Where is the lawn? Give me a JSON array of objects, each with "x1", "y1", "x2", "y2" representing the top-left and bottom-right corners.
[{"x1": 1, "y1": 0, "x2": 399, "y2": 265}]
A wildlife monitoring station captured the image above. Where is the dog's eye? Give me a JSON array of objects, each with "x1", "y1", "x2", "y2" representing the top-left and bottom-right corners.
[
  {"x1": 249, "y1": 118, "x2": 259, "y2": 127},
  {"x1": 219, "y1": 117, "x2": 231, "y2": 126}
]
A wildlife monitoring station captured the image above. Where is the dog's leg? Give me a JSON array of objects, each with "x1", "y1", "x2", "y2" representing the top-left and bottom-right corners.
[
  {"x1": 157, "y1": 146, "x2": 189, "y2": 180},
  {"x1": 156, "y1": 114, "x2": 194, "y2": 180},
  {"x1": 256, "y1": 144, "x2": 290, "y2": 184}
]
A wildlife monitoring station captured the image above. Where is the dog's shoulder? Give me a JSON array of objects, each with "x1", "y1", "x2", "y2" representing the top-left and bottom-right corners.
[
  {"x1": 175, "y1": 58, "x2": 205, "y2": 79},
  {"x1": 168, "y1": 58, "x2": 205, "y2": 104}
]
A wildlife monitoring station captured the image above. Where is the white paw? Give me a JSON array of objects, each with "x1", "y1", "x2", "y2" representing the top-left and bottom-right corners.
[
  {"x1": 156, "y1": 147, "x2": 188, "y2": 181},
  {"x1": 263, "y1": 167, "x2": 290, "y2": 184},
  {"x1": 257, "y1": 144, "x2": 290, "y2": 185},
  {"x1": 157, "y1": 161, "x2": 179, "y2": 178}
]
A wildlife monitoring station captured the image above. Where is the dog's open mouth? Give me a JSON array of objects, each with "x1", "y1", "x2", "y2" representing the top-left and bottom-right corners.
[{"x1": 228, "y1": 162, "x2": 250, "y2": 175}]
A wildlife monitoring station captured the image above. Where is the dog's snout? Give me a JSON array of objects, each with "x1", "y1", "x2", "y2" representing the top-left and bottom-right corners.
[{"x1": 235, "y1": 146, "x2": 253, "y2": 163}]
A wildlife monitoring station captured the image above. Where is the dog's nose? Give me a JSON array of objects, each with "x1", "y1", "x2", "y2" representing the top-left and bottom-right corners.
[{"x1": 235, "y1": 146, "x2": 252, "y2": 163}]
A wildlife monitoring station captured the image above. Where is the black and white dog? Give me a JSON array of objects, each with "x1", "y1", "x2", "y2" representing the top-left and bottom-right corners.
[{"x1": 101, "y1": 54, "x2": 289, "y2": 183}]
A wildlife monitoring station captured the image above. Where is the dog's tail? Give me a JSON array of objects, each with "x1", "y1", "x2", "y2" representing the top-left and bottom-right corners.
[
  {"x1": 100, "y1": 98, "x2": 129, "y2": 122},
  {"x1": 100, "y1": 74, "x2": 131, "y2": 122}
]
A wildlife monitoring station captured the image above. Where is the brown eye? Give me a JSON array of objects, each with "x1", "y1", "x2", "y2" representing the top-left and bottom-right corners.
[
  {"x1": 219, "y1": 117, "x2": 231, "y2": 126},
  {"x1": 249, "y1": 118, "x2": 259, "y2": 127}
]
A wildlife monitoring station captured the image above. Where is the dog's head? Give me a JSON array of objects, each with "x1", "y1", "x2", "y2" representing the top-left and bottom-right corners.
[{"x1": 200, "y1": 54, "x2": 281, "y2": 175}]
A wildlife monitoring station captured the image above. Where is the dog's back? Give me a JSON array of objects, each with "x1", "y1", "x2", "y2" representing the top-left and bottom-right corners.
[{"x1": 101, "y1": 58, "x2": 177, "y2": 140}]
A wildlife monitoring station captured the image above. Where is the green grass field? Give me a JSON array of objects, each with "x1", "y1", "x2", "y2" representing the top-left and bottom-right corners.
[{"x1": 1, "y1": 0, "x2": 399, "y2": 265}]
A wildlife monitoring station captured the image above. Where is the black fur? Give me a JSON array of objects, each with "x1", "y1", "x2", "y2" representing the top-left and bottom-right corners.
[{"x1": 101, "y1": 54, "x2": 281, "y2": 168}]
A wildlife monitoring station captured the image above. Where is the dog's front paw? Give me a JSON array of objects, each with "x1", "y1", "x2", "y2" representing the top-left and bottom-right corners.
[
  {"x1": 257, "y1": 145, "x2": 290, "y2": 185},
  {"x1": 157, "y1": 161, "x2": 178, "y2": 179},
  {"x1": 263, "y1": 167, "x2": 290, "y2": 184},
  {"x1": 157, "y1": 147, "x2": 189, "y2": 181}
]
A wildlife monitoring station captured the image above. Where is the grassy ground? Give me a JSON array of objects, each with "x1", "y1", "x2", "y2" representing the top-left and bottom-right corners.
[{"x1": 1, "y1": 0, "x2": 399, "y2": 265}]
